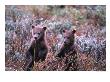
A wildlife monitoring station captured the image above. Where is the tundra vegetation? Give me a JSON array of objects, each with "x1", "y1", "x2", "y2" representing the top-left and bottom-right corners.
[{"x1": 5, "y1": 5, "x2": 106, "y2": 71}]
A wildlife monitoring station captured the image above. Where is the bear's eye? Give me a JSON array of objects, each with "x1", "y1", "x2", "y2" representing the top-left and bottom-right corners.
[
  {"x1": 65, "y1": 37, "x2": 69, "y2": 39},
  {"x1": 67, "y1": 37, "x2": 70, "y2": 39},
  {"x1": 38, "y1": 33, "x2": 40, "y2": 35}
]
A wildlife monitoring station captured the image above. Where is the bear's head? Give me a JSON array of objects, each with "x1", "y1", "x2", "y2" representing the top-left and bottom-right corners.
[
  {"x1": 31, "y1": 25, "x2": 47, "y2": 41},
  {"x1": 62, "y1": 29, "x2": 76, "y2": 46}
]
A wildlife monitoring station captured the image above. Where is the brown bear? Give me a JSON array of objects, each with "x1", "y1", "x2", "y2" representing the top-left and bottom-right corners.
[
  {"x1": 57, "y1": 29, "x2": 76, "y2": 58},
  {"x1": 56, "y1": 29, "x2": 78, "y2": 71},
  {"x1": 25, "y1": 25, "x2": 48, "y2": 71}
]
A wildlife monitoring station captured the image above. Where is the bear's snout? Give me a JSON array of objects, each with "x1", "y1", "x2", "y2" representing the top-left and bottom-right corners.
[{"x1": 34, "y1": 37, "x2": 37, "y2": 40}]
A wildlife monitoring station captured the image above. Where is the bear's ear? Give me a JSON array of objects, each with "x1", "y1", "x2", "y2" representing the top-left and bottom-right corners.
[
  {"x1": 72, "y1": 29, "x2": 76, "y2": 33},
  {"x1": 43, "y1": 27, "x2": 47, "y2": 30},
  {"x1": 32, "y1": 25, "x2": 35, "y2": 29},
  {"x1": 63, "y1": 30, "x2": 65, "y2": 33}
]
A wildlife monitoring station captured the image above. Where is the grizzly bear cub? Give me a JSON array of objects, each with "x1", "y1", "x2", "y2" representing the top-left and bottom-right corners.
[
  {"x1": 56, "y1": 29, "x2": 78, "y2": 71},
  {"x1": 57, "y1": 29, "x2": 76, "y2": 58},
  {"x1": 25, "y1": 25, "x2": 48, "y2": 71}
]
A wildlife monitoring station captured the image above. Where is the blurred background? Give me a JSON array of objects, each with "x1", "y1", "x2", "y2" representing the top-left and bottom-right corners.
[{"x1": 5, "y1": 5, "x2": 106, "y2": 71}]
